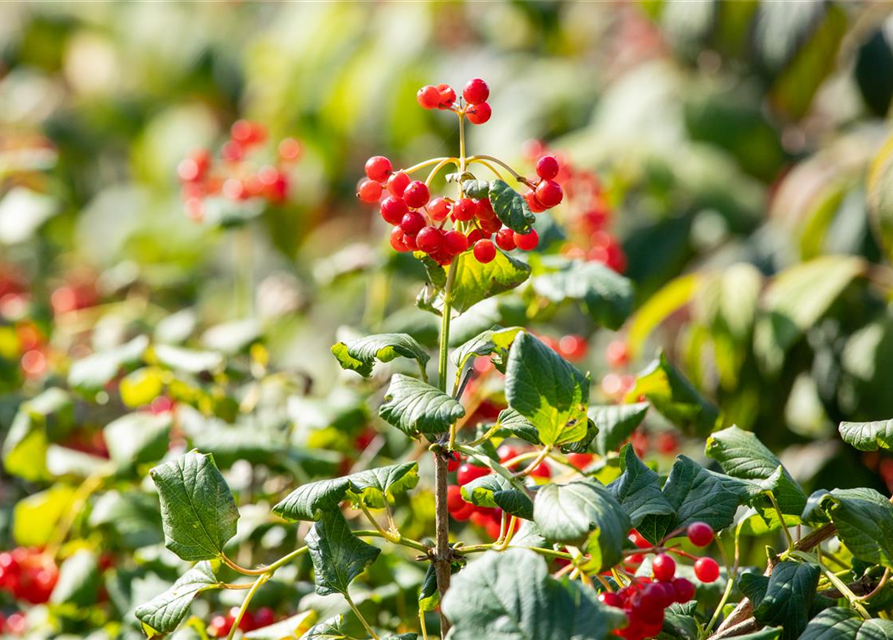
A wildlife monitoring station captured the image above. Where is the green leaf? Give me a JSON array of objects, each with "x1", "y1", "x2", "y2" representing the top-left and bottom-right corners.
[
  {"x1": 300, "y1": 616, "x2": 350, "y2": 639},
  {"x1": 153, "y1": 344, "x2": 225, "y2": 374},
  {"x1": 378, "y1": 374, "x2": 465, "y2": 437},
  {"x1": 331, "y1": 333, "x2": 429, "y2": 378},
  {"x1": 451, "y1": 326, "x2": 522, "y2": 372},
  {"x1": 3, "y1": 388, "x2": 74, "y2": 482},
  {"x1": 104, "y1": 412, "x2": 172, "y2": 471},
  {"x1": 506, "y1": 332, "x2": 589, "y2": 446},
  {"x1": 637, "y1": 455, "x2": 753, "y2": 544},
  {"x1": 441, "y1": 549, "x2": 626, "y2": 640},
  {"x1": 344, "y1": 462, "x2": 421, "y2": 510},
  {"x1": 50, "y1": 549, "x2": 101, "y2": 608},
  {"x1": 120, "y1": 367, "x2": 165, "y2": 408},
  {"x1": 272, "y1": 477, "x2": 353, "y2": 522},
  {"x1": 533, "y1": 480, "x2": 630, "y2": 571},
  {"x1": 243, "y1": 611, "x2": 317, "y2": 639},
  {"x1": 461, "y1": 474, "x2": 534, "y2": 520},
  {"x1": 488, "y1": 179, "x2": 535, "y2": 233},
  {"x1": 609, "y1": 444, "x2": 675, "y2": 528},
  {"x1": 754, "y1": 256, "x2": 864, "y2": 374},
  {"x1": 68, "y1": 335, "x2": 149, "y2": 392},
  {"x1": 626, "y1": 273, "x2": 701, "y2": 359},
  {"x1": 705, "y1": 426, "x2": 807, "y2": 518},
  {"x1": 806, "y1": 488, "x2": 893, "y2": 569},
  {"x1": 626, "y1": 352, "x2": 721, "y2": 437},
  {"x1": 447, "y1": 248, "x2": 532, "y2": 313},
  {"x1": 590, "y1": 403, "x2": 650, "y2": 455},
  {"x1": 462, "y1": 179, "x2": 490, "y2": 199},
  {"x1": 495, "y1": 408, "x2": 540, "y2": 444},
  {"x1": 13, "y1": 485, "x2": 76, "y2": 547},
  {"x1": 150, "y1": 451, "x2": 240, "y2": 561},
  {"x1": 134, "y1": 562, "x2": 219, "y2": 638},
  {"x1": 799, "y1": 607, "x2": 893, "y2": 640},
  {"x1": 305, "y1": 510, "x2": 381, "y2": 596},
  {"x1": 747, "y1": 561, "x2": 820, "y2": 640},
  {"x1": 531, "y1": 259, "x2": 634, "y2": 330},
  {"x1": 839, "y1": 420, "x2": 893, "y2": 452}
]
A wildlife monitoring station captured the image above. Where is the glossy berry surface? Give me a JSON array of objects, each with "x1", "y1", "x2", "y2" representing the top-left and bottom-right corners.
[
  {"x1": 466, "y1": 102, "x2": 491, "y2": 125},
  {"x1": 694, "y1": 557, "x2": 720, "y2": 583},
  {"x1": 535, "y1": 155, "x2": 560, "y2": 180},
  {"x1": 403, "y1": 181, "x2": 430, "y2": 208},
  {"x1": 365, "y1": 156, "x2": 392, "y2": 182},
  {"x1": 652, "y1": 553, "x2": 676, "y2": 582},
  {"x1": 417, "y1": 85, "x2": 441, "y2": 109},
  {"x1": 463, "y1": 78, "x2": 490, "y2": 105},
  {"x1": 473, "y1": 239, "x2": 496, "y2": 263},
  {"x1": 687, "y1": 522, "x2": 714, "y2": 548}
]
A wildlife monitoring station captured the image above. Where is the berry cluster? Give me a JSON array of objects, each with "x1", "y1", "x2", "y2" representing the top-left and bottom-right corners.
[
  {"x1": 0, "y1": 548, "x2": 58, "y2": 605},
  {"x1": 357, "y1": 79, "x2": 564, "y2": 266},
  {"x1": 523, "y1": 141, "x2": 626, "y2": 273},
  {"x1": 177, "y1": 120, "x2": 300, "y2": 222},
  {"x1": 603, "y1": 522, "x2": 718, "y2": 639},
  {"x1": 207, "y1": 606, "x2": 278, "y2": 637}
]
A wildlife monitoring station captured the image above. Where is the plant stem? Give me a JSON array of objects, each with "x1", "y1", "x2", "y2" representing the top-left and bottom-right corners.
[
  {"x1": 767, "y1": 491, "x2": 794, "y2": 550},
  {"x1": 792, "y1": 550, "x2": 871, "y2": 619},
  {"x1": 354, "y1": 530, "x2": 429, "y2": 553},
  {"x1": 403, "y1": 157, "x2": 457, "y2": 175},
  {"x1": 346, "y1": 594, "x2": 381, "y2": 640},
  {"x1": 466, "y1": 155, "x2": 532, "y2": 186},
  {"x1": 226, "y1": 573, "x2": 269, "y2": 640}
]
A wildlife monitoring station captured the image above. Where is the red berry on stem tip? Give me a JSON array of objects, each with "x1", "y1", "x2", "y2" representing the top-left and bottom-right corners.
[
  {"x1": 400, "y1": 211, "x2": 426, "y2": 236},
  {"x1": 598, "y1": 591, "x2": 623, "y2": 608},
  {"x1": 524, "y1": 189, "x2": 546, "y2": 213},
  {"x1": 358, "y1": 179, "x2": 382, "y2": 203},
  {"x1": 463, "y1": 78, "x2": 490, "y2": 105},
  {"x1": 495, "y1": 227, "x2": 516, "y2": 251},
  {"x1": 673, "y1": 577, "x2": 696, "y2": 603},
  {"x1": 687, "y1": 522, "x2": 714, "y2": 548},
  {"x1": 428, "y1": 197, "x2": 452, "y2": 222},
  {"x1": 403, "y1": 181, "x2": 430, "y2": 208},
  {"x1": 466, "y1": 229, "x2": 486, "y2": 245},
  {"x1": 380, "y1": 196, "x2": 408, "y2": 225},
  {"x1": 447, "y1": 452, "x2": 462, "y2": 473},
  {"x1": 365, "y1": 156, "x2": 392, "y2": 182},
  {"x1": 606, "y1": 340, "x2": 629, "y2": 368},
  {"x1": 466, "y1": 102, "x2": 492, "y2": 125},
  {"x1": 535, "y1": 179, "x2": 563, "y2": 208},
  {"x1": 416, "y1": 226, "x2": 443, "y2": 254},
  {"x1": 567, "y1": 452, "x2": 593, "y2": 470},
  {"x1": 652, "y1": 553, "x2": 676, "y2": 582},
  {"x1": 694, "y1": 557, "x2": 720, "y2": 583},
  {"x1": 390, "y1": 228, "x2": 409, "y2": 252},
  {"x1": 387, "y1": 171, "x2": 411, "y2": 197},
  {"x1": 457, "y1": 463, "x2": 490, "y2": 486},
  {"x1": 473, "y1": 239, "x2": 496, "y2": 263},
  {"x1": 536, "y1": 155, "x2": 560, "y2": 180},
  {"x1": 447, "y1": 484, "x2": 465, "y2": 512},
  {"x1": 437, "y1": 84, "x2": 456, "y2": 109},
  {"x1": 480, "y1": 216, "x2": 502, "y2": 234},
  {"x1": 452, "y1": 198, "x2": 477, "y2": 222},
  {"x1": 444, "y1": 230, "x2": 469, "y2": 255},
  {"x1": 514, "y1": 229, "x2": 539, "y2": 251},
  {"x1": 417, "y1": 85, "x2": 441, "y2": 109},
  {"x1": 558, "y1": 334, "x2": 587, "y2": 361}
]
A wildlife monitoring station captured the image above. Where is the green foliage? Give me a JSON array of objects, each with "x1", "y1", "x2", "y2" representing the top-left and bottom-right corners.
[{"x1": 331, "y1": 333, "x2": 430, "y2": 379}]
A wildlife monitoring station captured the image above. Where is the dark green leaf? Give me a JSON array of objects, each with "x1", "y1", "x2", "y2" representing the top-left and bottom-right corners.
[
  {"x1": 135, "y1": 562, "x2": 219, "y2": 638},
  {"x1": 609, "y1": 444, "x2": 675, "y2": 528},
  {"x1": 305, "y1": 510, "x2": 381, "y2": 596},
  {"x1": 379, "y1": 374, "x2": 465, "y2": 437},
  {"x1": 150, "y1": 451, "x2": 240, "y2": 561},
  {"x1": 531, "y1": 259, "x2": 634, "y2": 330},
  {"x1": 331, "y1": 333, "x2": 429, "y2": 378},
  {"x1": 806, "y1": 488, "x2": 893, "y2": 569},
  {"x1": 488, "y1": 179, "x2": 535, "y2": 233},
  {"x1": 344, "y1": 462, "x2": 420, "y2": 509},
  {"x1": 799, "y1": 607, "x2": 893, "y2": 640},
  {"x1": 839, "y1": 420, "x2": 893, "y2": 452},
  {"x1": 505, "y1": 332, "x2": 589, "y2": 446},
  {"x1": 748, "y1": 561, "x2": 820, "y2": 640},
  {"x1": 461, "y1": 474, "x2": 534, "y2": 520},
  {"x1": 462, "y1": 179, "x2": 490, "y2": 199},
  {"x1": 451, "y1": 326, "x2": 521, "y2": 372},
  {"x1": 496, "y1": 408, "x2": 540, "y2": 445},
  {"x1": 441, "y1": 549, "x2": 626, "y2": 640},
  {"x1": 590, "y1": 403, "x2": 649, "y2": 455},
  {"x1": 301, "y1": 615, "x2": 350, "y2": 640},
  {"x1": 272, "y1": 478, "x2": 352, "y2": 522},
  {"x1": 533, "y1": 480, "x2": 630, "y2": 571}
]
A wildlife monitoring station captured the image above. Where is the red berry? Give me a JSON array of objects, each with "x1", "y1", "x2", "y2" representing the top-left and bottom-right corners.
[
  {"x1": 447, "y1": 484, "x2": 466, "y2": 512},
  {"x1": 485, "y1": 519, "x2": 502, "y2": 540},
  {"x1": 497, "y1": 445, "x2": 520, "y2": 464},
  {"x1": 687, "y1": 522, "x2": 714, "y2": 548},
  {"x1": 403, "y1": 232, "x2": 418, "y2": 251},
  {"x1": 403, "y1": 181, "x2": 430, "y2": 208},
  {"x1": 231, "y1": 120, "x2": 266, "y2": 145},
  {"x1": 457, "y1": 463, "x2": 490, "y2": 486},
  {"x1": 558, "y1": 335, "x2": 587, "y2": 361},
  {"x1": 235, "y1": 608, "x2": 256, "y2": 631},
  {"x1": 451, "y1": 500, "x2": 476, "y2": 521},
  {"x1": 656, "y1": 431, "x2": 679, "y2": 455},
  {"x1": 629, "y1": 530, "x2": 651, "y2": 549},
  {"x1": 514, "y1": 229, "x2": 539, "y2": 251},
  {"x1": 417, "y1": 85, "x2": 441, "y2": 109},
  {"x1": 208, "y1": 615, "x2": 233, "y2": 638},
  {"x1": 437, "y1": 84, "x2": 456, "y2": 109},
  {"x1": 428, "y1": 197, "x2": 452, "y2": 222},
  {"x1": 387, "y1": 171, "x2": 411, "y2": 197},
  {"x1": 672, "y1": 577, "x2": 696, "y2": 603},
  {"x1": 444, "y1": 230, "x2": 469, "y2": 255},
  {"x1": 380, "y1": 197, "x2": 408, "y2": 225},
  {"x1": 452, "y1": 198, "x2": 477, "y2": 222},
  {"x1": 536, "y1": 155, "x2": 560, "y2": 180},
  {"x1": 535, "y1": 179, "x2": 563, "y2": 208},
  {"x1": 530, "y1": 461, "x2": 551, "y2": 479},
  {"x1": 475, "y1": 198, "x2": 496, "y2": 220},
  {"x1": 694, "y1": 557, "x2": 720, "y2": 583},
  {"x1": 447, "y1": 452, "x2": 462, "y2": 473},
  {"x1": 480, "y1": 216, "x2": 503, "y2": 234},
  {"x1": 6, "y1": 612, "x2": 25, "y2": 635},
  {"x1": 606, "y1": 340, "x2": 629, "y2": 368},
  {"x1": 652, "y1": 553, "x2": 676, "y2": 582},
  {"x1": 365, "y1": 156, "x2": 392, "y2": 182},
  {"x1": 466, "y1": 229, "x2": 487, "y2": 245},
  {"x1": 524, "y1": 189, "x2": 546, "y2": 213},
  {"x1": 358, "y1": 179, "x2": 383, "y2": 203},
  {"x1": 466, "y1": 102, "x2": 492, "y2": 125},
  {"x1": 473, "y1": 239, "x2": 496, "y2": 263},
  {"x1": 400, "y1": 211, "x2": 426, "y2": 236},
  {"x1": 254, "y1": 607, "x2": 275, "y2": 628},
  {"x1": 279, "y1": 137, "x2": 302, "y2": 161},
  {"x1": 567, "y1": 453, "x2": 593, "y2": 470},
  {"x1": 495, "y1": 228, "x2": 516, "y2": 251},
  {"x1": 463, "y1": 78, "x2": 490, "y2": 105},
  {"x1": 416, "y1": 226, "x2": 444, "y2": 254},
  {"x1": 221, "y1": 140, "x2": 244, "y2": 162},
  {"x1": 598, "y1": 591, "x2": 623, "y2": 608}
]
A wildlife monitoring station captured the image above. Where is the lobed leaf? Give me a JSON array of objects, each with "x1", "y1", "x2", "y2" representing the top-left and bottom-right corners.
[
  {"x1": 460, "y1": 473, "x2": 534, "y2": 520},
  {"x1": 609, "y1": 444, "x2": 675, "y2": 528},
  {"x1": 378, "y1": 374, "x2": 465, "y2": 437},
  {"x1": 799, "y1": 607, "x2": 893, "y2": 640},
  {"x1": 488, "y1": 179, "x2": 535, "y2": 233},
  {"x1": 746, "y1": 561, "x2": 820, "y2": 640},
  {"x1": 331, "y1": 333, "x2": 429, "y2": 378},
  {"x1": 135, "y1": 562, "x2": 219, "y2": 638},
  {"x1": 305, "y1": 510, "x2": 381, "y2": 596},
  {"x1": 839, "y1": 419, "x2": 893, "y2": 452},
  {"x1": 590, "y1": 403, "x2": 649, "y2": 455},
  {"x1": 804, "y1": 488, "x2": 893, "y2": 569},
  {"x1": 448, "y1": 248, "x2": 532, "y2": 313}
]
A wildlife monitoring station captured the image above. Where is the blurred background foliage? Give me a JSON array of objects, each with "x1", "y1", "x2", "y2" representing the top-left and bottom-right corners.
[{"x1": 4, "y1": 0, "x2": 893, "y2": 636}]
